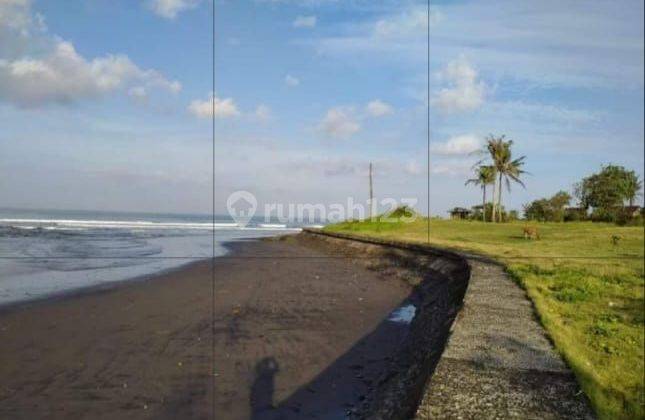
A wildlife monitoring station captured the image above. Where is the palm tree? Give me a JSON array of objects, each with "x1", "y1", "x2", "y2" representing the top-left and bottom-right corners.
[
  {"x1": 465, "y1": 165, "x2": 496, "y2": 222},
  {"x1": 493, "y1": 138, "x2": 527, "y2": 222},
  {"x1": 623, "y1": 173, "x2": 643, "y2": 207},
  {"x1": 478, "y1": 135, "x2": 527, "y2": 222},
  {"x1": 485, "y1": 137, "x2": 505, "y2": 222}
]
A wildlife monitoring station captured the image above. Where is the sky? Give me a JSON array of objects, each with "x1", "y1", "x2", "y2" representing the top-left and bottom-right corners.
[{"x1": 0, "y1": 0, "x2": 643, "y2": 217}]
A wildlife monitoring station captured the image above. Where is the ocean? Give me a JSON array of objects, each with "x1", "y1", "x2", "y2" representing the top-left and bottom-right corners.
[{"x1": 0, "y1": 208, "x2": 313, "y2": 307}]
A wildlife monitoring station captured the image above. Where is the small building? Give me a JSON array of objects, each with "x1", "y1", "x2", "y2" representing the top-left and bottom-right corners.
[{"x1": 448, "y1": 207, "x2": 472, "y2": 220}]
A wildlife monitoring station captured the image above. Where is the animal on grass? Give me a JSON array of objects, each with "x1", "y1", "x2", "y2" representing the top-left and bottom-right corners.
[
  {"x1": 611, "y1": 235, "x2": 621, "y2": 246},
  {"x1": 523, "y1": 226, "x2": 540, "y2": 240}
]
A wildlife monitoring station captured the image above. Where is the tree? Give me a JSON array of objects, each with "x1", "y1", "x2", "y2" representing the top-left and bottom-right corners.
[
  {"x1": 478, "y1": 135, "x2": 527, "y2": 222},
  {"x1": 524, "y1": 191, "x2": 571, "y2": 222},
  {"x1": 465, "y1": 165, "x2": 496, "y2": 222},
  {"x1": 623, "y1": 172, "x2": 643, "y2": 207},
  {"x1": 549, "y1": 191, "x2": 572, "y2": 222},
  {"x1": 523, "y1": 198, "x2": 550, "y2": 222},
  {"x1": 575, "y1": 165, "x2": 642, "y2": 215}
]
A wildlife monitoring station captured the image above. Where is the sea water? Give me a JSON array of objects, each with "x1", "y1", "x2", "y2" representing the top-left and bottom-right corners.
[{"x1": 0, "y1": 208, "x2": 308, "y2": 307}]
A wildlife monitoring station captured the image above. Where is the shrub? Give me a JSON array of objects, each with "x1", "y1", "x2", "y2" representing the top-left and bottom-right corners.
[
  {"x1": 612, "y1": 208, "x2": 643, "y2": 226},
  {"x1": 591, "y1": 207, "x2": 617, "y2": 223},
  {"x1": 385, "y1": 205, "x2": 417, "y2": 220},
  {"x1": 564, "y1": 207, "x2": 587, "y2": 222}
]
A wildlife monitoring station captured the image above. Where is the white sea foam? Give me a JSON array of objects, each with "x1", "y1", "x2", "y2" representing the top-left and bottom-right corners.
[
  {"x1": 0, "y1": 218, "x2": 301, "y2": 231},
  {"x1": 239, "y1": 226, "x2": 301, "y2": 232},
  {"x1": 0, "y1": 212, "x2": 303, "y2": 307},
  {"x1": 0, "y1": 218, "x2": 211, "y2": 230},
  {"x1": 213, "y1": 222, "x2": 240, "y2": 228}
]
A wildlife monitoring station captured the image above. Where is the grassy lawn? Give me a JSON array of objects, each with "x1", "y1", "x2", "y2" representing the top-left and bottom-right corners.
[{"x1": 324, "y1": 219, "x2": 644, "y2": 419}]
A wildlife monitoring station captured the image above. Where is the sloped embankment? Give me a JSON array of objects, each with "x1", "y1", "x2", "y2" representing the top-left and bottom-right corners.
[{"x1": 300, "y1": 229, "x2": 471, "y2": 419}]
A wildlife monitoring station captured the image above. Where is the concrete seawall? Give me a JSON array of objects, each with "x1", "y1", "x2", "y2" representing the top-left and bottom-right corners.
[
  {"x1": 302, "y1": 229, "x2": 471, "y2": 419},
  {"x1": 302, "y1": 229, "x2": 593, "y2": 419},
  {"x1": 414, "y1": 252, "x2": 594, "y2": 419}
]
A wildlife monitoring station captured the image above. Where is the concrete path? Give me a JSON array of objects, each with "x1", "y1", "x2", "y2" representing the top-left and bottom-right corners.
[{"x1": 415, "y1": 255, "x2": 594, "y2": 419}]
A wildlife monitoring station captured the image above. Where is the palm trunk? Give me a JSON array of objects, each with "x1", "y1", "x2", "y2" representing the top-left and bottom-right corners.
[
  {"x1": 497, "y1": 173, "x2": 503, "y2": 222},
  {"x1": 482, "y1": 186, "x2": 486, "y2": 222},
  {"x1": 491, "y1": 180, "x2": 497, "y2": 223}
]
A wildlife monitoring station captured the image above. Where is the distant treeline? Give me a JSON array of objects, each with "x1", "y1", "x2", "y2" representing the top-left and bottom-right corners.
[
  {"x1": 462, "y1": 137, "x2": 643, "y2": 226},
  {"x1": 461, "y1": 164, "x2": 643, "y2": 225},
  {"x1": 523, "y1": 164, "x2": 643, "y2": 225}
]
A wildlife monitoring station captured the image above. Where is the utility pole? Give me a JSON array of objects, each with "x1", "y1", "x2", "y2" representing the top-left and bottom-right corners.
[{"x1": 369, "y1": 162, "x2": 374, "y2": 220}]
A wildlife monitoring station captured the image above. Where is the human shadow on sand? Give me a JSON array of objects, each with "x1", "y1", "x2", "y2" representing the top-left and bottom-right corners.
[
  {"x1": 250, "y1": 357, "x2": 280, "y2": 419},
  {"x1": 248, "y1": 261, "x2": 469, "y2": 420}
]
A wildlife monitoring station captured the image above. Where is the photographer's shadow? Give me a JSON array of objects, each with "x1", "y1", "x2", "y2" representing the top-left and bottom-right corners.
[{"x1": 250, "y1": 357, "x2": 280, "y2": 420}]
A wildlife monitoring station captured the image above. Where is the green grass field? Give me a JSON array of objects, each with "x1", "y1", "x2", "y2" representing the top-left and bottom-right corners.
[{"x1": 325, "y1": 218, "x2": 644, "y2": 419}]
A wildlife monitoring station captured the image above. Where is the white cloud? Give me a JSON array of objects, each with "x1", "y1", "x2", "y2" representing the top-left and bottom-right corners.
[
  {"x1": 430, "y1": 134, "x2": 481, "y2": 155},
  {"x1": 430, "y1": 160, "x2": 474, "y2": 177},
  {"x1": 432, "y1": 56, "x2": 486, "y2": 113},
  {"x1": 284, "y1": 156, "x2": 420, "y2": 179},
  {"x1": 365, "y1": 99, "x2": 393, "y2": 117},
  {"x1": 293, "y1": 15, "x2": 316, "y2": 28},
  {"x1": 487, "y1": 101, "x2": 600, "y2": 125},
  {"x1": 0, "y1": 0, "x2": 180, "y2": 108},
  {"x1": 254, "y1": 104, "x2": 271, "y2": 121},
  {"x1": 320, "y1": 107, "x2": 360, "y2": 139},
  {"x1": 128, "y1": 86, "x2": 148, "y2": 104},
  {"x1": 0, "y1": 40, "x2": 181, "y2": 107},
  {"x1": 255, "y1": 0, "x2": 338, "y2": 5},
  {"x1": 149, "y1": 0, "x2": 201, "y2": 19},
  {"x1": 0, "y1": 0, "x2": 42, "y2": 35},
  {"x1": 430, "y1": 1, "x2": 644, "y2": 89},
  {"x1": 404, "y1": 160, "x2": 423, "y2": 176},
  {"x1": 301, "y1": 1, "x2": 643, "y2": 90},
  {"x1": 284, "y1": 74, "x2": 300, "y2": 87},
  {"x1": 309, "y1": 5, "x2": 439, "y2": 63},
  {"x1": 373, "y1": 6, "x2": 436, "y2": 39},
  {"x1": 188, "y1": 93, "x2": 240, "y2": 119}
]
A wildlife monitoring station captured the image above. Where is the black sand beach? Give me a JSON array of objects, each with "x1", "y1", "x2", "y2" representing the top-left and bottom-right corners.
[{"x1": 0, "y1": 234, "x2": 416, "y2": 419}]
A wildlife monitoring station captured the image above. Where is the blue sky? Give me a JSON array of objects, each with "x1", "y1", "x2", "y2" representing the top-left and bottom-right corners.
[{"x1": 0, "y1": 0, "x2": 643, "y2": 216}]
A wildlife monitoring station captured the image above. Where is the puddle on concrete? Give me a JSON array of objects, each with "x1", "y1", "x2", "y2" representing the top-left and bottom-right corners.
[{"x1": 387, "y1": 304, "x2": 416, "y2": 324}]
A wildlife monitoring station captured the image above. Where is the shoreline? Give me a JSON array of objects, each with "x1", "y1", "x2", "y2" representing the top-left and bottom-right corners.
[
  {"x1": 0, "y1": 257, "x2": 210, "y2": 315},
  {"x1": 0, "y1": 238, "x2": 265, "y2": 314},
  {"x1": 0, "y1": 233, "x2": 426, "y2": 419},
  {"x1": 0, "y1": 220, "x2": 303, "y2": 311}
]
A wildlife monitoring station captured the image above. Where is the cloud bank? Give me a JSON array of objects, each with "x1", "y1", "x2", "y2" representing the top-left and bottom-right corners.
[{"x1": 0, "y1": 0, "x2": 180, "y2": 108}]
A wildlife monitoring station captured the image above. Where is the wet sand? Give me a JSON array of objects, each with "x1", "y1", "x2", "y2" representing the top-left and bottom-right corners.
[{"x1": 0, "y1": 234, "x2": 412, "y2": 419}]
